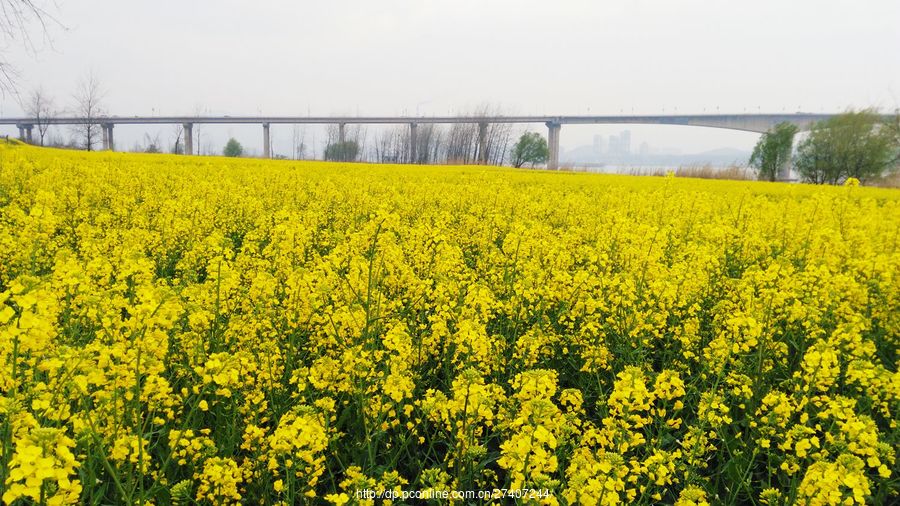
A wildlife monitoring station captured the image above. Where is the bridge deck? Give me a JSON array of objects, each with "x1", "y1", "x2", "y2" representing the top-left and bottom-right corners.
[
  {"x1": 0, "y1": 113, "x2": 836, "y2": 127},
  {"x1": 3, "y1": 112, "x2": 855, "y2": 169}
]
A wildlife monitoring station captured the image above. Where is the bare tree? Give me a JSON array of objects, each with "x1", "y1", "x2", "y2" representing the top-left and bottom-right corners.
[
  {"x1": 192, "y1": 104, "x2": 208, "y2": 155},
  {"x1": 143, "y1": 132, "x2": 162, "y2": 153},
  {"x1": 484, "y1": 121, "x2": 513, "y2": 165},
  {"x1": 373, "y1": 125, "x2": 403, "y2": 163},
  {"x1": 445, "y1": 122, "x2": 479, "y2": 163},
  {"x1": 416, "y1": 123, "x2": 443, "y2": 164},
  {"x1": 0, "y1": 1, "x2": 60, "y2": 94},
  {"x1": 71, "y1": 71, "x2": 105, "y2": 151},
  {"x1": 25, "y1": 85, "x2": 54, "y2": 145},
  {"x1": 291, "y1": 124, "x2": 308, "y2": 160},
  {"x1": 357, "y1": 125, "x2": 369, "y2": 161},
  {"x1": 170, "y1": 124, "x2": 184, "y2": 154},
  {"x1": 441, "y1": 105, "x2": 513, "y2": 165}
]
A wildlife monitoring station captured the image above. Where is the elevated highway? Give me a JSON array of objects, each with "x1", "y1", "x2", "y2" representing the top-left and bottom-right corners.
[{"x1": 0, "y1": 113, "x2": 838, "y2": 172}]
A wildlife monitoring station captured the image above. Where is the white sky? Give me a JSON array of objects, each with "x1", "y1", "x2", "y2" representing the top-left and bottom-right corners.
[{"x1": 2, "y1": 0, "x2": 898, "y2": 157}]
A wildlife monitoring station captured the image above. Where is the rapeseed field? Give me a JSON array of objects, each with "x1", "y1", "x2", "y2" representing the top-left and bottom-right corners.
[{"x1": 0, "y1": 143, "x2": 897, "y2": 505}]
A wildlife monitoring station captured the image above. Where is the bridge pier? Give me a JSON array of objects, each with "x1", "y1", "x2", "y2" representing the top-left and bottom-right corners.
[
  {"x1": 17, "y1": 125, "x2": 24, "y2": 142},
  {"x1": 477, "y1": 122, "x2": 488, "y2": 163},
  {"x1": 546, "y1": 121, "x2": 561, "y2": 170},
  {"x1": 338, "y1": 123, "x2": 346, "y2": 144},
  {"x1": 101, "y1": 125, "x2": 109, "y2": 150},
  {"x1": 262, "y1": 123, "x2": 270, "y2": 158},
  {"x1": 183, "y1": 123, "x2": 193, "y2": 155},
  {"x1": 24, "y1": 125, "x2": 33, "y2": 144},
  {"x1": 777, "y1": 137, "x2": 795, "y2": 181},
  {"x1": 409, "y1": 123, "x2": 417, "y2": 163},
  {"x1": 777, "y1": 160, "x2": 791, "y2": 181},
  {"x1": 105, "y1": 124, "x2": 115, "y2": 151}
]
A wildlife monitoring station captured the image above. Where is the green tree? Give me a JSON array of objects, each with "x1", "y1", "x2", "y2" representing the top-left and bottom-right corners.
[
  {"x1": 795, "y1": 110, "x2": 897, "y2": 185},
  {"x1": 511, "y1": 132, "x2": 549, "y2": 168},
  {"x1": 223, "y1": 138, "x2": 243, "y2": 157},
  {"x1": 749, "y1": 122, "x2": 798, "y2": 181},
  {"x1": 324, "y1": 141, "x2": 359, "y2": 162},
  {"x1": 886, "y1": 109, "x2": 900, "y2": 173}
]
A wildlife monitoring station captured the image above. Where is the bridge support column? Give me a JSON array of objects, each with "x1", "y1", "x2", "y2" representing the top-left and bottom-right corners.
[
  {"x1": 183, "y1": 123, "x2": 193, "y2": 155},
  {"x1": 776, "y1": 137, "x2": 795, "y2": 181},
  {"x1": 101, "y1": 125, "x2": 109, "y2": 150},
  {"x1": 777, "y1": 158, "x2": 791, "y2": 181},
  {"x1": 17, "y1": 125, "x2": 25, "y2": 142},
  {"x1": 106, "y1": 124, "x2": 115, "y2": 151},
  {"x1": 546, "y1": 121, "x2": 561, "y2": 170},
  {"x1": 262, "y1": 123, "x2": 270, "y2": 158},
  {"x1": 336, "y1": 123, "x2": 347, "y2": 161},
  {"x1": 24, "y1": 125, "x2": 33, "y2": 144},
  {"x1": 409, "y1": 123, "x2": 417, "y2": 163},
  {"x1": 477, "y1": 122, "x2": 488, "y2": 164}
]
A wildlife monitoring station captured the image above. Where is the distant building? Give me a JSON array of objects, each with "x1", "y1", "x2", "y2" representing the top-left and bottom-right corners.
[
  {"x1": 620, "y1": 130, "x2": 631, "y2": 155},
  {"x1": 592, "y1": 134, "x2": 606, "y2": 155},
  {"x1": 608, "y1": 130, "x2": 631, "y2": 156},
  {"x1": 608, "y1": 135, "x2": 620, "y2": 156}
]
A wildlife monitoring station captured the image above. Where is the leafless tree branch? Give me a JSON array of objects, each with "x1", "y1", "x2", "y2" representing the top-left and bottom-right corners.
[
  {"x1": 0, "y1": 1, "x2": 63, "y2": 95},
  {"x1": 71, "y1": 71, "x2": 105, "y2": 150}
]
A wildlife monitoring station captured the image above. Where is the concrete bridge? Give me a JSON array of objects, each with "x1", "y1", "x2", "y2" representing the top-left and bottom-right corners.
[{"x1": 1, "y1": 113, "x2": 836, "y2": 173}]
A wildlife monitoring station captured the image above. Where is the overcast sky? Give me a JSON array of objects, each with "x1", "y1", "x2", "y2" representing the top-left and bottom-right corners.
[{"x1": 2, "y1": 0, "x2": 898, "y2": 157}]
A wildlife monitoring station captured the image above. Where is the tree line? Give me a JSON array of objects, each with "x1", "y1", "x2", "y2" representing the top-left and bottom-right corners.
[
  {"x1": 321, "y1": 106, "x2": 523, "y2": 165},
  {"x1": 750, "y1": 110, "x2": 900, "y2": 185},
  {"x1": 20, "y1": 84, "x2": 552, "y2": 166}
]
